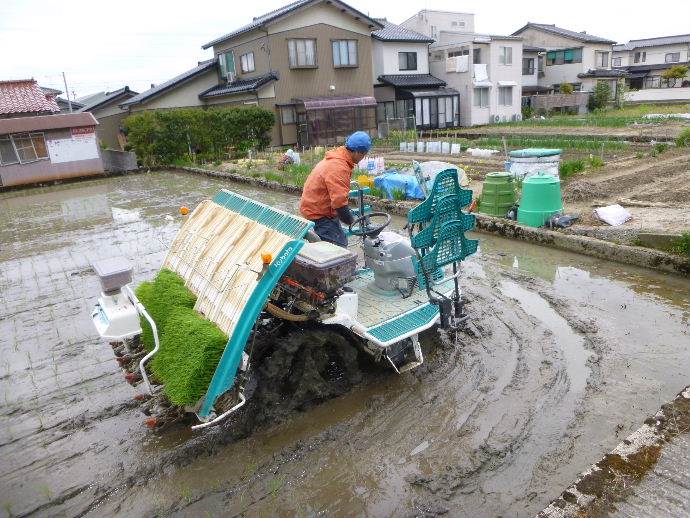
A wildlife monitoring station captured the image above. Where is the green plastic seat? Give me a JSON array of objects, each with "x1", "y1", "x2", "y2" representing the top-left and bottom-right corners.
[
  {"x1": 415, "y1": 221, "x2": 479, "y2": 287},
  {"x1": 412, "y1": 194, "x2": 476, "y2": 250},
  {"x1": 408, "y1": 169, "x2": 472, "y2": 225}
]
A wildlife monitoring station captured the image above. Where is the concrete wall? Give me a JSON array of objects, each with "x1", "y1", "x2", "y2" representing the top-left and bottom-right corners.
[
  {"x1": 486, "y1": 40, "x2": 523, "y2": 121},
  {"x1": 0, "y1": 128, "x2": 104, "y2": 187},
  {"x1": 517, "y1": 28, "x2": 614, "y2": 89},
  {"x1": 530, "y1": 92, "x2": 589, "y2": 113},
  {"x1": 94, "y1": 112, "x2": 128, "y2": 150},
  {"x1": 372, "y1": 40, "x2": 430, "y2": 79},
  {"x1": 522, "y1": 51, "x2": 540, "y2": 87},
  {"x1": 625, "y1": 86, "x2": 690, "y2": 103},
  {"x1": 614, "y1": 43, "x2": 690, "y2": 67},
  {"x1": 128, "y1": 69, "x2": 218, "y2": 112},
  {"x1": 102, "y1": 149, "x2": 137, "y2": 172},
  {"x1": 400, "y1": 10, "x2": 475, "y2": 39}
]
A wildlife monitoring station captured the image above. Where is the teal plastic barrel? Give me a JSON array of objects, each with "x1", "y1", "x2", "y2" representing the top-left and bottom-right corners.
[
  {"x1": 479, "y1": 172, "x2": 516, "y2": 217},
  {"x1": 517, "y1": 173, "x2": 563, "y2": 227}
]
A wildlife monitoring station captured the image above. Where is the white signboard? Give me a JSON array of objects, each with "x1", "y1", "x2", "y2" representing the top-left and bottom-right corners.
[{"x1": 48, "y1": 132, "x2": 99, "y2": 164}]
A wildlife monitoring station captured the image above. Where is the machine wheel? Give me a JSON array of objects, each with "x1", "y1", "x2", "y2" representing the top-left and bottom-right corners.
[{"x1": 248, "y1": 327, "x2": 364, "y2": 421}]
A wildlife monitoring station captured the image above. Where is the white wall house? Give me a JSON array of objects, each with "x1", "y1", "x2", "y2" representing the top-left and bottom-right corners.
[
  {"x1": 372, "y1": 19, "x2": 460, "y2": 130},
  {"x1": 613, "y1": 34, "x2": 690, "y2": 103},
  {"x1": 512, "y1": 23, "x2": 620, "y2": 94},
  {"x1": 400, "y1": 10, "x2": 475, "y2": 40},
  {"x1": 430, "y1": 33, "x2": 523, "y2": 126}
]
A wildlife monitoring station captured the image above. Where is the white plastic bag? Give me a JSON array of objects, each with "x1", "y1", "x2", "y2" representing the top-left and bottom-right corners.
[
  {"x1": 594, "y1": 204, "x2": 632, "y2": 226},
  {"x1": 450, "y1": 143, "x2": 461, "y2": 155}
]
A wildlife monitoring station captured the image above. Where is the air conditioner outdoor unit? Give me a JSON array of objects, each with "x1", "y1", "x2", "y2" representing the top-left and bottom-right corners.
[
  {"x1": 492, "y1": 114, "x2": 502, "y2": 123},
  {"x1": 515, "y1": 113, "x2": 523, "y2": 121},
  {"x1": 500, "y1": 115, "x2": 507, "y2": 122}
]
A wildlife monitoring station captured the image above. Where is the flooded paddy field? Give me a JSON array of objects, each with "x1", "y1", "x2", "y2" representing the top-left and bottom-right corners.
[{"x1": 1, "y1": 171, "x2": 689, "y2": 517}]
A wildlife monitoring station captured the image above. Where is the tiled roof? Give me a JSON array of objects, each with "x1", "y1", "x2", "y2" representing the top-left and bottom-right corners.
[
  {"x1": 0, "y1": 79, "x2": 61, "y2": 116},
  {"x1": 121, "y1": 60, "x2": 216, "y2": 108},
  {"x1": 577, "y1": 68, "x2": 629, "y2": 78},
  {"x1": 202, "y1": 0, "x2": 383, "y2": 49},
  {"x1": 524, "y1": 45, "x2": 546, "y2": 52},
  {"x1": 77, "y1": 86, "x2": 138, "y2": 113},
  {"x1": 619, "y1": 61, "x2": 690, "y2": 72},
  {"x1": 377, "y1": 74, "x2": 446, "y2": 88},
  {"x1": 513, "y1": 23, "x2": 615, "y2": 44},
  {"x1": 199, "y1": 71, "x2": 279, "y2": 99},
  {"x1": 614, "y1": 34, "x2": 690, "y2": 51},
  {"x1": 372, "y1": 18, "x2": 434, "y2": 43}
]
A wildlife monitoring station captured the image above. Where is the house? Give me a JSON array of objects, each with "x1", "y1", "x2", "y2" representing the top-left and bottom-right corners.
[
  {"x1": 430, "y1": 32, "x2": 524, "y2": 126},
  {"x1": 372, "y1": 18, "x2": 459, "y2": 132},
  {"x1": 512, "y1": 23, "x2": 622, "y2": 98},
  {"x1": 399, "y1": 9, "x2": 475, "y2": 40},
  {"x1": 40, "y1": 86, "x2": 84, "y2": 113},
  {"x1": 123, "y1": 0, "x2": 383, "y2": 148},
  {"x1": 521, "y1": 46, "x2": 547, "y2": 97},
  {"x1": 77, "y1": 86, "x2": 138, "y2": 150},
  {"x1": 613, "y1": 34, "x2": 690, "y2": 103}
]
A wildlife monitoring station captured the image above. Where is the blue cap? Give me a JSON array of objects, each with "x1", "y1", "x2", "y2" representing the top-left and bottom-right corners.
[{"x1": 345, "y1": 131, "x2": 372, "y2": 153}]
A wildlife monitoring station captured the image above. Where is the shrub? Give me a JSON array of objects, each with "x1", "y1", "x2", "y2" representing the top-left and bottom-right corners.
[
  {"x1": 559, "y1": 159, "x2": 586, "y2": 179},
  {"x1": 589, "y1": 81, "x2": 611, "y2": 111},
  {"x1": 661, "y1": 66, "x2": 689, "y2": 87},
  {"x1": 559, "y1": 83, "x2": 574, "y2": 95},
  {"x1": 124, "y1": 106, "x2": 275, "y2": 166},
  {"x1": 521, "y1": 105, "x2": 533, "y2": 119},
  {"x1": 653, "y1": 142, "x2": 669, "y2": 155},
  {"x1": 676, "y1": 128, "x2": 690, "y2": 148},
  {"x1": 369, "y1": 187, "x2": 386, "y2": 198}
]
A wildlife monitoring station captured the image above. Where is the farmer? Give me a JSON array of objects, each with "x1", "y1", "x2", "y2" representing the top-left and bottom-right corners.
[{"x1": 299, "y1": 131, "x2": 371, "y2": 247}]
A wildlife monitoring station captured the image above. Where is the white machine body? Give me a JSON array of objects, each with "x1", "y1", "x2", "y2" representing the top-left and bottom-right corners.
[{"x1": 92, "y1": 290, "x2": 142, "y2": 340}]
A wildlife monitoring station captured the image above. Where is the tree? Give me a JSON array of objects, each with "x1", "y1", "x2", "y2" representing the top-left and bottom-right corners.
[
  {"x1": 661, "y1": 65, "x2": 689, "y2": 87},
  {"x1": 589, "y1": 81, "x2": 611, "y2": 111},
  {"x1": 614, "y1": 78, "x2": 627, "y2": 109}
]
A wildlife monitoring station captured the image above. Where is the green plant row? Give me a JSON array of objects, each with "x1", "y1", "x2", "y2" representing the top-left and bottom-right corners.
[
  {"x1": 477, "y1": 136, "x2": 628, "y2": 151},
  {"x1": 135, "y1": 269, "x2": 228, "y2": 406},
  {"x1": 124, "y1": 106, "x2": 275, "y2": 167}
]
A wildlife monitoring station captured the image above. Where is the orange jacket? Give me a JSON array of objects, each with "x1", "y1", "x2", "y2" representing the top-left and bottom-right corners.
[{"x1": 300, "y1": 146, "x2": 354, "y2": 220}]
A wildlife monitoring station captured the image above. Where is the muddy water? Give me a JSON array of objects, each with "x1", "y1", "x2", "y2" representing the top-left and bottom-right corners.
[{"x1": 1, "y1": 171, "x2": 689, "y2": 518}]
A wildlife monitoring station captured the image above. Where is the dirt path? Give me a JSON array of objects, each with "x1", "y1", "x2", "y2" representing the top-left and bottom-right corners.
[
  {"x1": 453, "y1": 122, "x2": 687, "y2": 140},
  {"x1": 1, "y1": 172, "x2": 689, "y2": 518}
]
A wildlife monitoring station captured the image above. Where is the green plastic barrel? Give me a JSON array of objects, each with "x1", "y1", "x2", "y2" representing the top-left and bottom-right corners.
[
  {"x1": 479, "y1": 172, "x2": 516, "y2": 217},
  {"x1": 517, "y1": 173, "x2": 563, "y2": 227}
]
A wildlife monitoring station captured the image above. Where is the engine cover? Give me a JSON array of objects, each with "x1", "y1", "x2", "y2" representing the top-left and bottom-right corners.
[
  {"x1": 286, "y1": 241, "x2": 357, "y2": 295},
  {"x1": 363, "y1": 231, "x2": 416, "y2": 291}
]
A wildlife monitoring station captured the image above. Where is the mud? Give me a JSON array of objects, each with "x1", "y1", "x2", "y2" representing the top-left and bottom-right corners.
[{"x1": 1, "y1": 171, "x2": 690, "y2": 517}]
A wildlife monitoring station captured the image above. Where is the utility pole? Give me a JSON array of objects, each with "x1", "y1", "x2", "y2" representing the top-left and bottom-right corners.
[{"x1": 62, "y1": 72, "x2": 73, "y2": 113}]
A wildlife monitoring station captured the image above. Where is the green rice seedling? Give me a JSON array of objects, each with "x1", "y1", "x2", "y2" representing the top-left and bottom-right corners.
[
  {"x1": 588, "y1": 156, "x2": 605, "y2": 168},
  {"x1": 559, "y1": 159, "x2": 586, "y2": 179},
  {"x1": 653, "y1": 142, "x2": 669, "y2": 155},
  {"x1": 136, "y1": 269, "x2": 197, "y2": 351},
  {"x1": 368, "y1": 187, "x2": 386, "y2": 199},
  {"x1": 391, "y1": 188, "x2": 407, "y2": 201},
  {"x1": 151, "y1": 306, "x2": 228, "y2": 406},
  {"x1": 676, "y1": 128, "x2": 690, "y2": 147},
  {"x1": 670, "y1": 232, "x2": 690, "y2": 258}
]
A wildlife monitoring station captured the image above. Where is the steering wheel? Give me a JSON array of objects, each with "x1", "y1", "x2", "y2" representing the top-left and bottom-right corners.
[{"x1": 349, "y1": 212, "x2": 392, "y2": 237}]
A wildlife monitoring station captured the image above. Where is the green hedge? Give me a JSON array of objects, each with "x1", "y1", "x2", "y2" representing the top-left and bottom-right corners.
[
  {"x1": 124, "y1": 106, "x2": 275, "y2": 166},
  {"x1": 135, "y1": 269, "x2": 229, "y2": 406}
]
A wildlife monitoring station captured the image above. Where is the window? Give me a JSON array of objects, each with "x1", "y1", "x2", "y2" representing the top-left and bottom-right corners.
[
  {"x1": 219, "y1": 51, "x2": 236, "y2": 79},
  {"x1": 332, "y1": 40, "x2": 357, "y2": 67},
  {"x1": 473, "y1": 48, "x2": 481, "y2": 64},
  {"x1": 0, "y1": 133, "x2": 48, "y2": 165},
  {"x1": 546, "y1": 48, "x2": 583, "y2": 66},
  {"x1": 448, "y1": 49, "x2": 469, "y2": 57},
  {"x1": 288, "y1": 39, "x2": 317, "y2": 68},
  {"x1": 431, "y1": 25, "x2": 437, "y2": 38},
  {"x1": 595, "y1": 51, "x2": 609, "y2": 68},
  {"x1": 0, "y1": 136, "x2": 19, "y2": 165},
  {"x1": 612, "y1": 57, "x2": 622, "y2": 67},
  {"x1": 522, "y1": 57, "x2": 535, "y2": 75},
  {"x1": 499, "y1": 46, "x2": 512, "y2": 65},
  {"x1": 473, "y1": 87, "x2": 489, "y2": 108},
  {"x1": 398, "y1": 52, "x2": 417, "y2": 71},
  {"x1": 634, "y1": 51, "x2": 646, "y2": 63},
  {"x1": 498, "y1": 86, "x2": 513, "y2": 106},
  {"x1": 240, "y1": 52, "x2": 255, "y2": 73},
  {"x1": 665, "y1": 52, "x2": 680, "y2": 63},
  {"x1": 280, "y1": 106, "x2": 296, "y2": 125}
]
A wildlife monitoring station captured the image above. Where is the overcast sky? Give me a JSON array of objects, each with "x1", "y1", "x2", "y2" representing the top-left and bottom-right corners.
[{"x1": 1, "y1": 0, "x2": 689, "y2": 99}]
